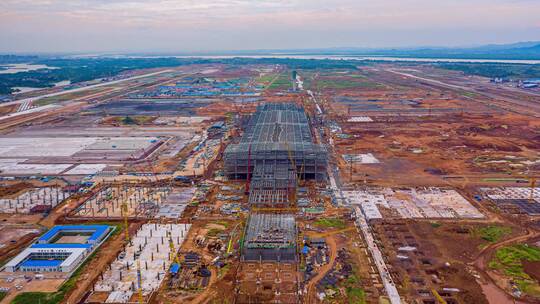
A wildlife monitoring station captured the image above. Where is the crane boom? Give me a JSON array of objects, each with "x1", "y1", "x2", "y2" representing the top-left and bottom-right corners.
[{"x1": 168, "y1": 231, "x2": 180, "y2": 265}]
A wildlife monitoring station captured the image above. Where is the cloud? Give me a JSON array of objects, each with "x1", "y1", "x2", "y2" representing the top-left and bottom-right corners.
[{"x1": 0, "y1": 0, "x2": 539, "y2": 52}]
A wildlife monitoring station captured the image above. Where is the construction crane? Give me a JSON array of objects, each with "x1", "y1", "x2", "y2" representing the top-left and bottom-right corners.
[
  {"x1": 226, "y1": 237, "x2": 234, "y2": 254},
  {"x1": 136, "y1": 260, "x2": 144, "y2": 304},
  {"x1": 245, "y1": 144, "x2": 252, "y2": 194},
  {"x1": 284, "y1": 142, "x2": 298, "y2": 204},
  {"x1": 167, "y1": 231, "x2": 180, "y2": 265},
  {"x1": 432, "y1": 288, "x2": 447, "y2": 304},
  {"x1": 226, "y1": 223, "x2": 241, "y2": 255}
]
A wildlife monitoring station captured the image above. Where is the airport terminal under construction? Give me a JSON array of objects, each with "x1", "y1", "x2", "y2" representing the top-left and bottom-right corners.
[
  {"x1": 224, "y1": 103, "x2": 328, "y2": 206},
  {"x1": 0, "y1": 62, "x2": 539, "y2": 304},
  {"x1": 242, "y1": 213, "x2": 297, "y2": 262}
]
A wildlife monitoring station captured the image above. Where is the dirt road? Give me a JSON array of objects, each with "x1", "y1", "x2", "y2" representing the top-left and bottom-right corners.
[
  {"x1": 473, "y1": 227, "x2": 540, "y2": 304},
  {"x1": 305, "y1": 235, "x2": 337, "y2": 303},
  {"x1": 62, "y1": 224, "x2": 135, "y2": 304}
]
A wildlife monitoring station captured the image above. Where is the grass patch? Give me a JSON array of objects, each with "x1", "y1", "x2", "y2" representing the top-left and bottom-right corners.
[
  {"x1": 267, "y1": 74, "x2": 291, "y2": 90},
  {"x1": 489, "y1": 245, "x2": 540, "y2": 296},
  {"x1": 314, "y1": 218, "x2": 346, "y2": 229},
  {"x1": 316, "y1": 78, "x2": 382, "y2": 90},
  {"x1": 257, "y1": 73, "x2": 278, "y2": 85},
  {"x1": 218, "y1": 264, "x2": 230, "y2": 278},
  {"x1": 107, "y1": 115, "x2": 154, "y2": 125},
  {"x1": 430, "y1": 222, "x2": 442, "y2": 228},
  {"x1": 206, "y1": 228, "x2": 223, "y2": 237},
  {"x1": 346, "y1": 287, "x2": 366, "y2": 304},
  {"x1": 214, "y1": 220, "x2": 230, "y2": 228},
  {"x1": 461, "y1": 91, "x2": 479, "y2": 98},
  {"x1": 0, "y1": 292, "x2": 7, "y2": 301},
  {"x1": 34, "y1": 88, "x2": 104, "y2": 106},
  {"x1": 475, "y1": 225, "x2": 512, "y2": 242},
  {"x1": 344, "y1": 275, "x2": 366, "y2": 304},
  {"x1": 34, "y1": 98, "x2": 59, "y2": 107}
]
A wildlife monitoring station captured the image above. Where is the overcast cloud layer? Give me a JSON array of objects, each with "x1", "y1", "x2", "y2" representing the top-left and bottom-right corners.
[{"x1": 1, "y1": 0, "x2": 539, "y2": 53}]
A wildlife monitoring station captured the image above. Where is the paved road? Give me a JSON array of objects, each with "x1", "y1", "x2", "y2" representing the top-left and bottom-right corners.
[
  {"x1": 387, "y1": 69, "x2": 540, "y2": 117},
  {"x1": 307, "y1": 87, "x2": 401, "y2": 303},
  {"x1": 354, "y1": 207, "x2": 402, "y2": 304},
  {"x1": 3, "y1": 69, "x2": 173, "y2": 107}
]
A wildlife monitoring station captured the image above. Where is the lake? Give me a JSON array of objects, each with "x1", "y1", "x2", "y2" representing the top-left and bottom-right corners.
[{"x1": 0, "y1": 63, "x2": 58, "y2": 74}]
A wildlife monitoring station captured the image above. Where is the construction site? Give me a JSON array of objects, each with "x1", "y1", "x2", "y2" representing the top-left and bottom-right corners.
[
  {"x1": 0, "y1": 61, "x2": 538, "y2": 304},
  {"x1": 0, "y1": 186, "x2": 72, "y2": 214},
  {"x1": 343, "y1": 187, "x2": 485, "y2": 220},
  {"x1": 87, "y1": 223, "x2": 190, "y2": 303}
]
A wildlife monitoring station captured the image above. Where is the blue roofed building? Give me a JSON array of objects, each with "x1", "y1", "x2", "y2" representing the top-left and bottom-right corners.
[{"x1": 4, "y1": 225, "x2": 111, "y2": 273}]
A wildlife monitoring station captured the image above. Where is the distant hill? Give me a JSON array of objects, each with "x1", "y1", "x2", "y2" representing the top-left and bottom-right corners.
[{"x1": 219, "y1": 41, "x2": 540, "y2": 60}]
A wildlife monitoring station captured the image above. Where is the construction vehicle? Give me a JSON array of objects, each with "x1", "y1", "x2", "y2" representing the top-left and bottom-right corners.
[
  {"x1": 432, "y1": 288, "x2": 447, "y2": 304},
  {"x1": 226, "y1": 237, "x2": 234, "y2": 254}
]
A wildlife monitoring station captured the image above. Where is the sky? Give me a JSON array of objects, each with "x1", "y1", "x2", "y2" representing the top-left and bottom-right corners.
[{"x1": 1, "y1": 0, "x2": 539, "y2": 53}]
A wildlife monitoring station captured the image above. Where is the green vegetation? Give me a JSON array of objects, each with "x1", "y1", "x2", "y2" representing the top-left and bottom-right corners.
[
  {"x1": 267, "y1": 73, "x2": 291, "y2": 90},
  {"x1": 34, "y1": 88, "x2": 105, "y2": 106},
  {"x1": 347, "y1": 287, "x2": 366, "y2": 304},
  {"x1": 110, "y1": 115, "x2": 154, "y2": 125},
  {"x1": 430, "y1": 222, "x2": 442, "y2": 228},
  {"x1": 461, "y1": 91, "x2": 479, "y2": 98},
  {"x1": 489, "y1": 244, "x2": 540, "y2": 296},
  {"x1": 218, "y1": 264, "x2": 230, "y2": 278},
  {"x1": 315, "y1": 78, "x2": 382, "y2": 90},
  {"x1": 122, "y1": 116, "x2": 137, "y2": 125},
  {"x1": 314, "y1": 218, "x2": 346, "y2": 229},
  {"x1": 214, "y1": 220, "x2": 230, "y2": 228},
  {"x1": 343, "y1": 275, "x2": 366, "y2": 304},
  {"x1": 0, "y1": 57, "x2": 206, "y2": 95},
  {"x1": 436, "y1": 62, "x2": 540, "y2": 80},
  {"x1": 0, "y1": 56, "x2": 361, "y2": 95},
  {"x1": 206, "y1": 228, "x2": 223, "y2": 237},
  {"x1": 0, "y1": 292, "x2": 7, "y2": 302},
  {"x1": 256, "y1": 73, "x2": 278, "y2": 84},
  {"x1": 475, "y1": 225, "x2": 512, "y2": 242}
]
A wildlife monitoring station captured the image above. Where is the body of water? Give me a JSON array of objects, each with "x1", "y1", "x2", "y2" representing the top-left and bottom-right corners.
[
  {"x1": 162, "y1": 54, "x2": 540, "y2": 64},
  {"x1": 0, "y1": 63, "x2": 58, "y2": 74}
]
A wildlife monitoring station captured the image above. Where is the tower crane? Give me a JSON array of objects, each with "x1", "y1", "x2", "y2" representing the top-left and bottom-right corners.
[
  {"x1": 167, "y1": 231, "x2": 180, "y2": 265},
  {"x1": 284, "y1": 142, "x2": 298, "y2": 204}
]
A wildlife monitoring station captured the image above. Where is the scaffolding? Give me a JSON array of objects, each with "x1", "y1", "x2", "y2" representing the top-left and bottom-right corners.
[
  {"x1": 242, "y1": 213, "x2": 297, "y2": 262},
  {"x1": 224, "y1": 103, "x2": 328, "y2": 182}
]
